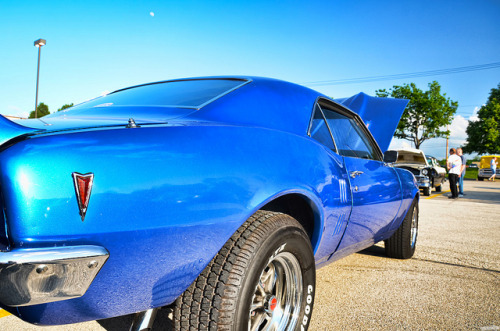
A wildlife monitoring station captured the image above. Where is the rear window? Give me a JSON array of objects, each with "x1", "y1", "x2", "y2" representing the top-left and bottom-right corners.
[{"x1": 71, "y1": 79, "x2": 248, "y2": 110}]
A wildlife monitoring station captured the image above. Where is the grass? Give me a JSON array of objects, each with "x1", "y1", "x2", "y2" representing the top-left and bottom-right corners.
[
  {"x1": 464, "y1": 168, "x2": 478, "y2": 180},
  {"x1": 445, "y1": 168, "x2": 478, "y2": 180}
]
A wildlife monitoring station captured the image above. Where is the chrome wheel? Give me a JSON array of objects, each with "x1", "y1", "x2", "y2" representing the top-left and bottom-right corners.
[
  {"x1": 174, "y1": 211, "x2": 315, "y2": 330},
  {"x1": 410, "y1": 205, "x2": 418, "y2": 249},
  {"x1": 249, "y1": 252, "x2": 303, "y2": 331}
]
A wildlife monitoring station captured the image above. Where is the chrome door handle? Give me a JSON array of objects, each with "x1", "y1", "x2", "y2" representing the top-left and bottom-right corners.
[{"x1": 350, "y1": 171, "x2": 364, "y2": 178}]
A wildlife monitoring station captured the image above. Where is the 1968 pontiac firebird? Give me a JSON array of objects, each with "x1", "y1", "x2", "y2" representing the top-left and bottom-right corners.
[{"x1": 0, "y1": 77, "x2": 417, "y2": 330}]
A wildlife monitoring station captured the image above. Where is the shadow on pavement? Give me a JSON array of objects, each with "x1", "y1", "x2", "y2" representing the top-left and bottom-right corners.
[
  {"x1": 357, "y1": 245, "x2": 386, "y2": 258},
  {"x1": 434, "y1": 184, "x2": 500, "y2": 205},
  {"x1": 97, "y1": 308, "x2": 174, "y2": 331},
  {"x1": 413, "y1": 258, "x2": 500, "y2": 274},
  {"x1": 96, "y1": 314, "x2": 134, "y2": 331}
]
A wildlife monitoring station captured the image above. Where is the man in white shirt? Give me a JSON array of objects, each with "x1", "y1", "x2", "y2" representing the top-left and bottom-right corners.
[{"x1": 447, "y1": 148, "x2": 462, "y2": 199}]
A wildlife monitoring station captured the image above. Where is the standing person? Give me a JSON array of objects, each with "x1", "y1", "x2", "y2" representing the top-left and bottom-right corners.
[
  {"x1": 489, "y1": 156, "x2": 498, "y2": 181},
  {"x1": 457, "y1": 148, "x2": 466, "y2": 197},
  {"x1": 447, "y1": 148, "x2": 462, "y2": 199}
]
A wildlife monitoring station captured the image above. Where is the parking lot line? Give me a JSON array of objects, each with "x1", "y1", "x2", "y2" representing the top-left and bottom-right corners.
[
  {"x1": 0, "y1": 309, "x2": 10, "y2": 318},
  {"x1": 426, "y1": 190, "x2": 451, "y2": 199}
]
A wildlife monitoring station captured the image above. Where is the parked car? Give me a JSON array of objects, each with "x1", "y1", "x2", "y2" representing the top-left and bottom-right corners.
[
  {"x1": 425, "y1": 155, "x2": 447, "y2": 190},
  {"x1": 477, "y1": 155, "x2": 500, "y2": 180},
  {"x1": 389, "y1": 148, "x2": 445, "y2": 196},
  {"x1": 0, "y1": 77, "x2": 417, "y2": 330}
]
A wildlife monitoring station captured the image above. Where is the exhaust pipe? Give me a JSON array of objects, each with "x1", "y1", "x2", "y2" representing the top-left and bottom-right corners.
[{"x1": 130, "y1": 308, "x2": 159, "y2": 331}]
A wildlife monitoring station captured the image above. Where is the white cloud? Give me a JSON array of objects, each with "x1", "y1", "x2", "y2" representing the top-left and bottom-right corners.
[
  {"x1": 388, "y1": 114, "x2": 472, "y2": 158},
  {"x1": 7, "y1": 105, "x2": 22, "y2": 113},
  {"x1": 468, "y1": 106, "x2": 481, "y2": 122},
  {"x1": 449, "y1": 115, "x2": 468, "y2": 139},
  {"x1": 2, "y1": 105, "x2": 29, "y2": 118},
  {"x1": 388, "y1": 139, "x2": 412, "y2": 150},
  {"x1": 150, "y1": 11, "x2": 155, "y2": 17}
]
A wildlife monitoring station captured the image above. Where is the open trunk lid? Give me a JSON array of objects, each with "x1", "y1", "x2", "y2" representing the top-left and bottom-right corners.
[{"x1": 335, "y1": 93, "x2": 408, "y2": 153}]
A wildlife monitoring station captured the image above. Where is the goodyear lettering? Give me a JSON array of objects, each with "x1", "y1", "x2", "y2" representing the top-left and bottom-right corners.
[{"x1": 301, "y1": 284, "x2": 314, "y2": 330}]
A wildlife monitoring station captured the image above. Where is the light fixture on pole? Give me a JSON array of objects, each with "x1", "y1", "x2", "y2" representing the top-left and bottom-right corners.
[{"x1": 34, "y1": 38, "x2": 46, "y2": 118}]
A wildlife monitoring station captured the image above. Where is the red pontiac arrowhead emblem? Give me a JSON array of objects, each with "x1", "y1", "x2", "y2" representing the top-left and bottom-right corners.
[{"x1": 72, "y1": 172, "x2": 94, "y2": 221}]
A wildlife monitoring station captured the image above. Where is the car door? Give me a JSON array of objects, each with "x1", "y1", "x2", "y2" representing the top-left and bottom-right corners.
[
  {"x1": 307, "y1": 104, "x2": 353, "y2": 261},
  {"x1": 320, "y1": 103, "x2": 402, "y2": 254}
]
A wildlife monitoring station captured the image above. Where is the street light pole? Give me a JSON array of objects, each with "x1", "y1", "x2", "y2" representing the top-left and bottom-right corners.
[
  {"x1": 446, "y1": 124, "x2": 449, "y2": 163},
  {"x1": 34, "y1": 38, "x2": 46, "y2": 119}
]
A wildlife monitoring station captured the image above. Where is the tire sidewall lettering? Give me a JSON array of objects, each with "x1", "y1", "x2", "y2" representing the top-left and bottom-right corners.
[
  {"x1": 302, "y1": 284, "x2": 314, "y2": 330},
  {"x1": 267, "y1": 243, "x2": 286, "y2": 265}
]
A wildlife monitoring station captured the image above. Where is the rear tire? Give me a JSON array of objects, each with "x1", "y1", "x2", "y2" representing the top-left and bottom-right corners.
[
  {"x1": 173, "y1": 211, "x2": 316, "y2": 330},
  {"x1": 435, "y1": 184, "x2": 442, "y2": 192},
  {"x1": 385, "y1": 199, "x2": 418, "y2": 259},
  {"x1": 478, "y1": 177, "x2": 484, "y2": 181},
  {"x1": 423, "y1": 187, "x2": 431, "y2": 196}
]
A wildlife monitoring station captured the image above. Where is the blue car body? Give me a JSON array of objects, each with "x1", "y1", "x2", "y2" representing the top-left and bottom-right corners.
[{"x1": 0, "y1": 77, "x2": 417, "y2": 325}]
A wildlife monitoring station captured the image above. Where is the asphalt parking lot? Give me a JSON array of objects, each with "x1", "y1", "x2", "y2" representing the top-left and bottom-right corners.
[{"x1": 1, "y1": 180, "x2": 499, "y2": 330}]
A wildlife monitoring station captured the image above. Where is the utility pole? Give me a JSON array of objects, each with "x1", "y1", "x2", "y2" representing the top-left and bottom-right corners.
[{"x1": 445, "y1": 124, "x2": 449, "y2": 164}]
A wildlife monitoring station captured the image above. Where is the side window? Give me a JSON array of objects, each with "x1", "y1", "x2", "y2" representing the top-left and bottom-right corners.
[
  {"x1": 308, "y1": 105, "x2": 336, "y2": 151},
  {"x1": 320, "y1": 106, "x2": 378, "y2": 160}
]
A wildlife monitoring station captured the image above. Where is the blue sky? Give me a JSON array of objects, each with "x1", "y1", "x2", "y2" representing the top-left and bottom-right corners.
[{"x1": 1, "y1": 0, "x2": 499, "y2": 158}]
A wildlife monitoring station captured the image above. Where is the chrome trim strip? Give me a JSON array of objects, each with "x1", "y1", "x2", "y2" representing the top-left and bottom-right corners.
[
  {"x1": 111, "y1": 78, "x2": 252, "y2": 110},
  {"x1": 306, "y1": 101, "x2": 339, "y2": 154},
  {"x1": 194, "y1": 79, "x2": 252, "y2": 110}
]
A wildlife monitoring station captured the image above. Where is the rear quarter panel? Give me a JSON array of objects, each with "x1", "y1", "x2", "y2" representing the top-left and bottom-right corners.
[{"x1": 0, "y1": 123, "x2": 348, "y2": 324}]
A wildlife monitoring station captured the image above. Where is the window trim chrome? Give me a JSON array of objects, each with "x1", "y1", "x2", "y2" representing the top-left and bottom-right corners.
[
  {"x1": 307, "y1": 103, "x2": 339, "y2": 154},
  {"x1": 314, "y1": 97, "x2": 384, "y2": 162}
]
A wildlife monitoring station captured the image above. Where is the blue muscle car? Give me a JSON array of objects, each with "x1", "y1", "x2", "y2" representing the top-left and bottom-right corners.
[{"x1": 0, "y1": 77, "x2": 417, "y2": 330}]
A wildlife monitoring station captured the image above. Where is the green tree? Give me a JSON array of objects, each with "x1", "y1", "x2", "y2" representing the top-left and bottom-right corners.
[
  {"x1": 57, "y1": 103, "x2": 74, "y2": 112},
  {"x1": 466, "y1": 156, "x2": 481, "y2": 165},
  {"x1": 29, "y1": 102, "x2": 50, "y2": 118},
  {"x1": 376, "y1": 81, "x2": 458, "y2": 149},
  {"x1": 463, "y1": 83, "x2": 500, "y2": 154}
]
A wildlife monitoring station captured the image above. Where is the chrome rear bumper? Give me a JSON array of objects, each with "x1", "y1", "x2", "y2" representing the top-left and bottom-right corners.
[{"x1": 0, "y1": 245, "x2": 109, "y2": 307}]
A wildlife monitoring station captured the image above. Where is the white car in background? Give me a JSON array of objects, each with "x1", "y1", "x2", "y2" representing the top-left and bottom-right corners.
[{"x1": 390, "y1": 148, "x2": 446, "y2": 196}]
